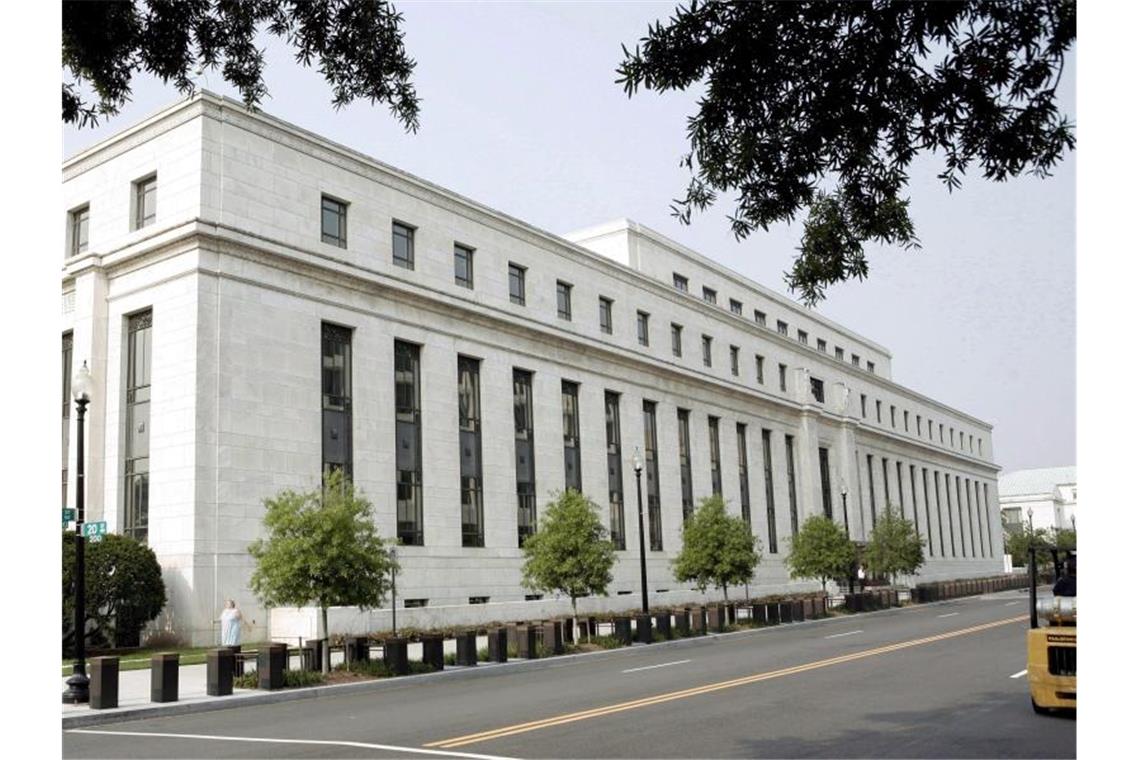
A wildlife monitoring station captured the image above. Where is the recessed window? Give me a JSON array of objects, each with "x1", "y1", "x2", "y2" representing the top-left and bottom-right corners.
[
  {"x1": 904, "y1": 410, "x2": 910, "y2": 431},
  {"x1": 636, "y1": 311, "x2": 650, "y2": 346},
  {"x1": 703, "y1": 286, "x2": 717, "y2": 304},
  {"x1": 599, "y1": 297, "x2": 613, "y2": 334},
  {"x1": 524, "y1": 593, "x2": 543, "y2": 601},
  {"x1": 834, "y1": 347, "x2": 844, "y2": 361},
  {"x1": 876, "y1": 400, "x2": 882, "y2": 423},
  {"x1": 468, "y1": 596, "x2": 489, "y2": 605},
  {"x1": 969, "y1": 435, "x2": 974, "y2": 453},
  {"x1": 867, "y1": 361, "x2": 876, "y2": 374},
  {"x1": 392, "y1": 221, "x2": 415, "y2": 270},
  {"x1": 509, "y1": 263, "x2": 526, "y2": 305},
  {"x1": 755, "y1": 355, "x2": 764, "y2": 384},
  {"x1": 404, "y1": 599, "x2": 428, "y2": 608},
  {"x1": 671, "y1": 323, "x2": 683, "y2": 357},
  {"x1": 798, "y1": 330, "x2": 809, "y2": 345},
  {"x1": 928, "y1": 420, "x2": 934, "y2": 439},
  {"x1": 810, "y1": 377, "x2": 825, "y2": 403},
  {"x1": 939, "y1": 424, "x2": 945, "y2": 443},
  {"x1": 730, "y1": 345, "x2": 740, "y2": 376},
  {"x1": 69, "y1": 204, "x2": 89, "y2": 257},
  {"x1": 454, "y1": 244, "x2": 474, "y2": 288},
  {"x1": 851, "y1": 354, "x2": 861, "y2": 368},
  {"x1": 673, "y1": 273, "x2": 689, "y2": 293},
  {"x1": 860, "y1": 393, "x2": 867, "y2": 417},
  {"x1": 133, "y1": 174, "x2": 156, "y2": 230},
  {"x1": 890, "y1": 405, "x2": 896, "y2": 427},
  {"x1": 817, "y1": 338, "x2": 827, "y2": 352},
  {"x1": 916, "y1": 414, "x2": 922, "y2": 435},
  {"x1": 320, "y1": 196, "x2": 348, "y2": 248},
  {"x1": 730, "y1": 299, "x2": 743, "y2": 315},
  {"x1": 777, "y1": 321, "x2": 788, "y2": 336},
  {"x1": 778, "y1": 363, "x2": 787, "y2": 392},
  {"x1": 701, "y1": 335, "x2": 712, "y2": 367},
  {"x1": 557, "y1": 281, "x2": 573, "y2": 320},
  {"x1": 754, "y1": 310, "x2": 766, "y2": 327}
]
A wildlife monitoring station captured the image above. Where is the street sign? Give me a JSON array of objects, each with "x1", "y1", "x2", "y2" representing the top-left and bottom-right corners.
[
  {"x1": 62, "y1": 508, "x2": 76, "y2": 525},
  {"x1": 82, "y1": 521, "x2": 107, "y2": 540}
]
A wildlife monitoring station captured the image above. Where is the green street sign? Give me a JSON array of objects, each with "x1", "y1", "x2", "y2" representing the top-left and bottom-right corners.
[
  {"x1": 62, "y1": 508, "x2": 76, "y2": 524},
  {"x1": 82, "y1": 521, "x2": 107, "y2": 539}
]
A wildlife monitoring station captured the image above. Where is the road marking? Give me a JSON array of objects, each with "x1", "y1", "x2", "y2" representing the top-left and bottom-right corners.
[
  {"x1": 622, "y1": 659, "x2": 690, "y2": 674},
  {"x1": 67, "y1": 729, "x2": 514, "y2": 760},
  {"x1": 1010, "y1": 669, "x2": 1028, "y2": 679},
  {"x1": 1005, "y1": 601, "x2": 1019, "y2": 606},
  {"x1": 425, "y1": 615, "x2": 1027, "y2": 749},
  {"x1": 937, "y1": 612, "x2": 960, "y2": 618},
  {"x1": 824, "y1": 630, "x2": 863, "y2": 639}
]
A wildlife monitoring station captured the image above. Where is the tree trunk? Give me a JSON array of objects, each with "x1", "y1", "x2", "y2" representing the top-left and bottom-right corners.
[
  {"x1": 320, "y1": 605, "x2": 330, "y2": 674},
  {"x1": 722, "y1": 583, "x2": 729, "y2": 603},
  {"x1": 571, "y1": 597, "x2": 580, "y2": 644}
]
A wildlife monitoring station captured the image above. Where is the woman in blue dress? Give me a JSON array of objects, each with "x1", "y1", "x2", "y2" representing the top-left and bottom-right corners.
[{"x1": 220, "y1": 599, "x2": 244, "y2": 646}]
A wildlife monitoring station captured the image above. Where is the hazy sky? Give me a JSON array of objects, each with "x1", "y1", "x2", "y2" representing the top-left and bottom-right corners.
[{"x1": 64, "y1": 1, "x2": 1075, "y2": 473}]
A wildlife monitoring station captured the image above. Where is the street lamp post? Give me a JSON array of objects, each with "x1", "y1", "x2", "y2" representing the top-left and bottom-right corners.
[
  {"x1": 632, "y1": 448, "x2": 648, "y2": 614},
  {"x1": 63, "y1": 361, "x2": 93, "y2": 704},
  {"x1": 389, "y1": 545, "x2": 398, "y2": 635},
  {"x1": 840, "y1": 484, "x2": 849, "y2": 537}
]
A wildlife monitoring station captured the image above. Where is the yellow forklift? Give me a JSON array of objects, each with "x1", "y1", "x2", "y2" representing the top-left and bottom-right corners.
[{"x1": 1026, "y1": 546, "x2": 1076, "y2": 714}]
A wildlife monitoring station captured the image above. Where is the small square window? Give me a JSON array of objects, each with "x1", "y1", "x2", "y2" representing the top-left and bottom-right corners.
[
  {"x1": 133, "y1": 174, "x2": 156, "y2": 230},
  {"x1": 509, "y1": 263, "x2": 526, "y2": 305},
  {"x1": 777, "y1": 321, "x2": 788, "y2": 336},
  {"x1": 810, "y1": 377, "x2": 825, "y2": 403},
  {"x1": 671, "y1": 323, "x2": 683, "y2": 357},
  {"x1": 404, "y1": 598, "x2": 428, "y2": 608},
  {"x1": 321, "y1": 196, "x2": 348, "y2": 248},
  {"x1": 798, "y1": 330, "x2": 809, "y2": 345},
  {"x1": 673, "y1": 273, "x2": 689, "y2": 293},
  {"x1": 468, "y1": 596, "x2": 489, "y2": 605},
  {"x1": 392, "y1": 221, "x2": 415, "y2": 269},
  {"x1": 454, "y1": 244, "x2": 474, "y2": 288},
  {"x1": 817, "y1": 338, "x2": 827, "y2": 352},
  {"x1": 755, "y1": 355, "x2": 764, "y2": 384},
  {"x1": 851, "y1": 354, "x2": 861, "y2": 367},
  {"x1": 637, "y1": 311, "x2": 650, "y2": 346},
  {"x1": 754, "y1": 310, "x2": 766, "y2": 327},
  {"x1": 834, "y1": 346, "x2": 844, "y2": 361},
  {"x1": 730, "y1": 345, "x2": 739, "y2": 376},
  {"x1": 867, "y1": 360, "x2": 876, "y2": 374},
  {"x1": 702, "y1": 335, "x2": 713, "y2": 367},
  {"x1": 69, "y1": 204, "x2": 89, "y2": 257},
  {"x1": 599, "y1": 297, "x2": 613, "y2": 334},
  {"x1": 730, "y1": 299, "x2": 743, "y2": 315},
  {"x1": 557, "y1": 281, "x2": 573, "y2": 320},
  {"x1": 778, "y1": 363, "x2": 787, "y2": 392},
  {"x1": 703, "y1": 287, "x2": 717, "y2": 304}
]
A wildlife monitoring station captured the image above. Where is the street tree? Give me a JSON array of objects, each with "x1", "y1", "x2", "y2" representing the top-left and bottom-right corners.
[
  {"x1": 521, "y1": 489, "x2": 616, "y2": 642},
  {"x1": 248, "y1": 470, "x2": 396, "y2": 672},
  {"x1": 672, "y1": 495, "x2": 760, "y2": 602},
  {"x1": 63, "y1": 0, "x2": 419, "y2": 131},
  {"x1": 617, "y1": 1, "x2": 1075, "y2": 304},
  {"x1": 1002, "y1": 523, "x2": 1054, "y2": 568},
  {"x1": 863, "y1": 504, "x2": 926, "y2": 586},
  {"x1": 785, "y1": 514, "x2": 855, "y2": 593},
  {"x1": 62, "y1": 531, "x2": 167, "y2": 653}
]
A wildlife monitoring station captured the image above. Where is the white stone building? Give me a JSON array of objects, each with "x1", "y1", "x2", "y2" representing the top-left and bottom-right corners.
[
  {"x1": 998, "y1": 466, "x2": 1077, "y2": 534},
  {"x1": 62, "y1": 93, "x2": 1003, "y2": 645}
]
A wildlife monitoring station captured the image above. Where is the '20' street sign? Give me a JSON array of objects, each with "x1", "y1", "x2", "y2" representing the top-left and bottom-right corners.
[{"x1": 82, "y1": 521, "x2": 108, "y2": 542}]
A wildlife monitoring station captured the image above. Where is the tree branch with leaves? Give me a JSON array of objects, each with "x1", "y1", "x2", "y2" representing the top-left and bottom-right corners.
[{"x1": 673, "y1": 495, "x2": 760, "y2": 602}]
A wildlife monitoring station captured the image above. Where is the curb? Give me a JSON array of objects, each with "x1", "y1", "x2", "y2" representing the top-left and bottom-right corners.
[{"x1": 62, "y1": 589, "x2": 1017, "y2": 729}]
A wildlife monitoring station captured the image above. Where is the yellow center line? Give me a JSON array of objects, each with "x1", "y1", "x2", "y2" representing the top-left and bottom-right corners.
[{"x1": 425, "y1": 614, "x2": 1027, "y2": 749}]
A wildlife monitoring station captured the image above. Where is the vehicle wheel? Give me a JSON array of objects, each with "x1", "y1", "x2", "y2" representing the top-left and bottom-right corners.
[{"x1": 1031, "y1": 697, "x2": 1048, "y2": 715}]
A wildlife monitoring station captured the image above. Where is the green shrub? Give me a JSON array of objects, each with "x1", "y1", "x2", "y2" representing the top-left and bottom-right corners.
[
  {"x1": 592, "y1": 635, "x2": 625, "y2": 649},
  {"x1": 443, "y1": 653, "x2": 457, "y2": 666},
  {"x1": 235, "y1": 669, "x2": 327, "y2": 689},
  {"x1": 477, "y1": 646, "x2": 490, "y2": 662}
]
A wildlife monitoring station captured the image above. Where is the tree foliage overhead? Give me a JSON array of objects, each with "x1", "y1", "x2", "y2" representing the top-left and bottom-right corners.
[
  {"x1": 62, "y1": 532, "x2": 167, "y2": 654},
  {"x1": 785, "y1": 514, "x2": 856, "y2": 592},
  {"x1": 63, "y1": 0, "x2": 420, "y2": 131},
  {"x1": 617, "y1": 1, "x2": 1075, "y2": 304},
  {"x1": 672, "y1": 495, "x2": 760, "y2": 601},
  {"x1": 521, "y1": 490, "x2": 616, "y2": 635},
  {"x1": 863, "y1": 503, "x2": 926, "y2": 585}
]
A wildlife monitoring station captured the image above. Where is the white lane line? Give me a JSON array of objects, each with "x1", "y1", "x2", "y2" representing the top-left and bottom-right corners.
[
  {"x1": 66, "y1": 729, "x2": 514, "y2": 760},
  {"x1": 937, "y1": 612, "x2": 960, "y2": 618},
  {"x1": 1005, "y1": 601, "x2": 1019, "y2": 607},
  {"x1": 622, "y1": 659, "x2": 691, "y2": 674},
  {"x1": 824, "y1": 630, "x2": 863, "y2": 639},
  {"x1": 1010, "y1": 669, "x2": 1028, "y2": 679}
]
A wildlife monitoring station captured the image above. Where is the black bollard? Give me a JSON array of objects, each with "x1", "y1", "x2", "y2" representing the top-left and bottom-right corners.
[
  {"x1": 487, "y1": 627, "x2": 509, "y2": 662},
  {"x1": 456, "y1": 630, "x2": 478, "y2": 666},
  {"x1": 635, "y1": 613, "x2": 653, "y2": 644},
  {"x1": 90, "y1": 656, "x2": 119, "y2": 709},
  {"x1": 692, "y1": 606, "x2": 708, "y2": 635},
  {"x1": 420, "y1": 634, "x2": 444, "y2": 670},
  {"x1": 516, "y1": 625, "x2": 538, "y2": 659},
  {"x1": 654, "y1": 611, "x2": 673, "y2": 640},
  {"x1": 206, "y1": 648, "x2": 234, "y2": 697},
  {"x1": 613, "y1": 616, "x2": 632, "y2": 645},
  {"x1": 258, "y1": 644, "x2": 286, "y2": 690},
  {"x1": 674, "y1": 609, "x2": 691, "y2": 637},
  {"x1": 151, "y1": 653, "x2": 179, "y2": 703},
  {"x1": 384, "y1": 637, "x2": 409, "y2": 675},
  {"x1": 541, "y1": 621, "x2": 564, "y2": 655}
]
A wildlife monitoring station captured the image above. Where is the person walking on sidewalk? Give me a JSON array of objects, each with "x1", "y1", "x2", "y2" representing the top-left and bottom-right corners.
[{"x1": 220, "y1": 599, "x2": 244, "y2": 646}]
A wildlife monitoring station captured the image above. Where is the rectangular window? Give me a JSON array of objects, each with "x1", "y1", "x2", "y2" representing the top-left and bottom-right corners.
[
  {"x1": 321, "y1": 322, "x2": 353, "y2": 479},
  {"x1": 469, "y1": 596, "x2": 489, "y2": 605},
  {"x1": 819, "y1": 447, "x2": 832, "y2": 520},
  {"x1": 834, "y1": 347, "x2": 844, "y2": 361},
  {"x1": 882, "y1": 458, "x2": 892, "y2": 515},
  {"x1": 320, "y1": 196, "x2": 348, "y2": 248},
  {"x1": 514, "y1": 369, "x2": 537, "y2": 547},
  {"x1": 866, "y1": 454, "x2": 878, "y2": 529},
  {"x1": 62, "y1": 332, "x2": 73, "y2": 509},
  {"x1": 940, "y1": 424, "x2": 944, "y2": 443},
  {"x1": 934, "y1": 470, "x2": 945, "y2": 556},
  {"x1": 643, "y1": 401, "x2": 663, "y2": 551},
  {"x1": 965, "y1": 477, "x2": 977, "y2": 557},
  {"x1": 798, "y1": 329, "x2": 808, "y2": 345},
  {"x1": 133, "y1": 175, "x2": 156, "y2": 230},
  {"x1": 395, "y1": 340, "x2": 423, "y2": 546},
  {"x1": 637, "y1": 311, "x2": 650, "y2": 346},
  {"x1": 737, "y1": 423, "x2": 751, "y2": 528},
  {"x1": 890, "y1": 405, "x2": 896, "y2": 428},
  {"x1": 810, "y1": 377, "x2": 825, "y2": 403},
  {"x1": 671, "y1": 323, "x2": 683, "y2": 358},
  {"x1": 903, "y1": 410, "x2": 909, "y2": 432},
  {"x1": 70, "y1": 205, "x2": 89, "y2": 257},
  {"x1": 508, "y1": 263, "x2": 526, "y2": 305},
  {"x1": 562, "y1": 380, "x2": 582, "y2": 492},
  {"x1": 454, "y1": 244, "x2": 474, "y2": 288},
  {"x1": 730, "y1": 346, "x2": 740, "y2": 376},
  {"x1": 969, "y1": 435, "x2": 974, "y2": 453},
  {"x1": 876, "y1": 400, "x2": 882, "y2": 423},
  {"x1": 598, "y1": 297, "x2": 613, "y2": 334},
  {"x1": 458, "y1": 356, "x2": 484, "y2": 547},
  {"x1": 916, "y1": 414, "x2": 922, "y2": 436},
  {"x1": 605, "y1": 391, "x2": 626, "y2": 549},
  {"x1": 867, "y1": 361, "x2": 876, "y2": 374},
  {"x1": 754, "y1": 310, "x2": 766, "y2": 327},
  {"x1": 392, "y1": 221, "x2": 415, "y2": 270},
  {"x1": 785, "y1": 435, "x2": 799, "y2": 535},
  {"x1": 921, "y1": 468, "x2": 934, "y2": 555},
  {"x1": 673, "y1": 273, "x2": 689, "y2": 293},
  {"x1": 983, "y1": 482, "x2": 993, "y2": 557},
  {"x1": 929, "y1": 420, "x2": 934, "y2": 439},
  {"x1": 404, "y1": 599, "x2": 428, "y2": 608},
  {"x1": 960, "y1": 431, "x2": 965, "y2": 449},
  {"x1": 860, "y1": 394, "x2": 867, "y2": 418},
  {"x1": 755, "y1": 355, "x2": 764, "y2": 385},
  {"x1": 762, "y1": 430, "x2": 777, "y2": 552},
  {"x1": 945, "y1": 472, "x2": 957, "y2": 556},
  {"x1": 896, "y1": 461, "x2": 906, "y2": 518},
  {"x1": 779, "y1": 363, "x2": 787, "y2": 392},
  {"x1": 702, "y1": 335, "x2": 712, "y2": 367},
  {"x1": 708, "y1": 416, "x2": 722, "y2": 496},
  {"x1": 557, "y1": 281, "x2": 573, "y2": 321},
  {"x1": 851, "y1": 354, "x2": 860, "y2": 368},
  {"x1": 123, "y1": 309, "x2": 152, "y2": 543},
  {"x1": 777, "y1": 320, "x2": 788, "y2": 336},
  {"x1": 702, "y1": 286, "x2": 717, "y2": 304},
  {"x1": 677, "y1": 409, "x2": 694, "y2": 520},
  {"x1": 730, "y1": 299, "x2": 743, "y2": 315},
  {"x1": 817, "y1": 338, "x2": 827, "y2": 353}
]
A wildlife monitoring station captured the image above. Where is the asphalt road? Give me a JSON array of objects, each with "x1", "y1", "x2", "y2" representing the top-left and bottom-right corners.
[{"x1": 63, "y1": 590, "x2": 1075, "y2": 759}]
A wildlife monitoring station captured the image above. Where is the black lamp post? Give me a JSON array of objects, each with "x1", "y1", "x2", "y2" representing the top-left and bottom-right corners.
[
  {"x1": 389, "y1": 545, "x2": 398, "y2": 635},
  {"x1": 632, "y1": 448, "x2": 648, "y2": 614},
  {"x1": 63, "y1": 361, "x2": 93, "y2": 704},
  {"x1": 840, "y1": 484, "x2": 849, "y2": 537}
]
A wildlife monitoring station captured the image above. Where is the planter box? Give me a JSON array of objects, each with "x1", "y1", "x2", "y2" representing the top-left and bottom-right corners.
[
  {"x1": 635, "y1": 613, "x2": 653, "y2": 644},
  {"x1": 206, "y1": 649, "x2": 234, "y2": 697},
  {"x1": 383, "y1": 637, "x2": 409, "y2": 675},
  {"x1": 487, "y1": 627, "x2": 509, "y2": 662},
  {"x1": 541, "y1": 621, "x2": 564, "y2": 656},
  {"x1": 765, "y1": 602, "x2": 781, "y2": 624},
  {"x1": 344, "y1": 635, "x2": 370, "y2": 665},
  {"x1": 151, "y1": 653, "x2": 180, "y2": 702},
  {"x1": 674, "y1": 609, "x2": 691, "y2": 637},
  {"x1": 258, "y1": 645, "x2": 285, "y2": 691},
  {"x1": 792, "y1": 599, "x2": 805, "y2": 622},
  {"x1": 420, "y1": 634, "x2": 444, "y2": 670},
  {"x1": 654, "y1": 611, "x2": 673, "y2": 640},
  {"x1": 456, "y1": 630, "x2": 478, "y2": 666},
  {"x1": 751, "y1": 603, "x2": 767, "y2": 626},
  {"x1": 90, "y1": 656, "x2": 119, "y2": 709},
  {"x1": 613, "y1": 616, "x2": 632, "y2": 645},
  {"x1": 691, "y1": 607, "x2": 708, "y2": 636},
  {"x1": 778, "y1": 601, "x2": 793, "y2": 623},
  {"x1": 516, "y1": 625, "x2": 538, "y2": 659}
]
